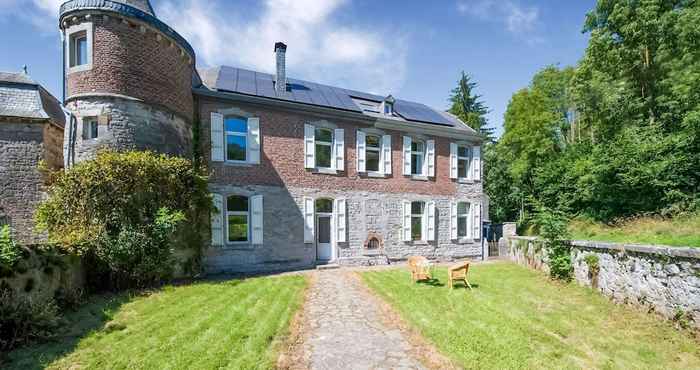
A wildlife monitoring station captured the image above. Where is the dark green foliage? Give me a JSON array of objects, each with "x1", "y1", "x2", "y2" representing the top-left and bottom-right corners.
[
  {"x1": 0, "y1": 225, "x2": 21, "y2": 274},
  {"x1": 36, "y1": 151, "x2": 211, "y2": 289},
  {"x1": 0, "y1": 288, "x2": 61, "y2": 352},
  {"x1": 448, "y1": 71, "x2": 495, "y2": 141},
  {"x1": 486, "y1": 1, "x2": 700, "y2": 226},
  {"x1": 534, "y1": 205, "x2": 572, "y2": 281}
]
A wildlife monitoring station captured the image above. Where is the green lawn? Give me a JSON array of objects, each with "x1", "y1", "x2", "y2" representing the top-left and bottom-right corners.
[
  {"x1": 568, "y1": 214, "x2": 700, "y2": 248},
  {"x1": 362, "y1": 263, "x2": 700, "y2": 370},
  {"x1": 4, "y1": 275, "x2": 307, "y2": 370}
]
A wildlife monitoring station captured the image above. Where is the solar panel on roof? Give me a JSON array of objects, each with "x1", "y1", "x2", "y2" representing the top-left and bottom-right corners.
[
  {"x1": 255, "y1": 72, "x2": 277, "y2": 98},
  {"x1": 236, "y1": 69, "x2": 257, "y2": 95},
  {"x1": 216, "y1": 67, "x2": 238, "y2": 92},
  {"x1": 304, "y1": 82, "x2": 331, "y2": 106}
]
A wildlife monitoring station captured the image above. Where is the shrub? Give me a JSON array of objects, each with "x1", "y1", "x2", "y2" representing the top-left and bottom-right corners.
[
  {"x1": 534, "y1": 204, "x2": 573, "y2": 281},
  {"x1": 36, "y1": 151, "x2": 211, "y2": 289},
  {"x1": 0, "y1": 225, "x2": 21, "y2": 272},
  {"x1": 0, "y1": 288, "x2": 61, "y2": 352}
]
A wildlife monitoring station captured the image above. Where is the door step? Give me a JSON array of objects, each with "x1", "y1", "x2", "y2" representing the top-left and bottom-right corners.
[{"x1": 316, "y1": 263, "x2": 340, "y2": 270}]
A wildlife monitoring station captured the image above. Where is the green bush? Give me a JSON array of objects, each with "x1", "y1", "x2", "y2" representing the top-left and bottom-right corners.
[
  {"x1": 0, "y1": 287, "x2": 61, "y2": 352},
  {"x1": 0, "y1": 225, "x2": 21, "y2": 276},
  {"x1": 36, "y1": 151, "x2": 211, "y2": 289},
  {"x1": 534, "y1": 205, "x2": 573, "y2": 281}
]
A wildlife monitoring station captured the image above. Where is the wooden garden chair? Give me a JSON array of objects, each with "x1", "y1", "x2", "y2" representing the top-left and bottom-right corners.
[
  {"x1": 407, "y1": 256, "x2": 432, "y2": 282},
  {"x1": 448, "y1": 261, "x2": 473, "y2": 290}
]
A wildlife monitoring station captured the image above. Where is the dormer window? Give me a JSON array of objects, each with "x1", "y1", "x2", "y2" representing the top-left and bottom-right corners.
[{"x1": 381, "y1": 95, "x2": 395, "y2": 116}]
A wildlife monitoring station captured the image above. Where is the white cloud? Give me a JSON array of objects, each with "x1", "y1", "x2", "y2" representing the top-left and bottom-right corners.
[
  {"x1": 158, "y1": 0, "x2": 407, "y2": 94},
  {"x1": 0, "y1": 0, "x2": 62, "y2": 31},
  {"x1": 456, "y1": 0, "x2": 541, "y2": 43}
]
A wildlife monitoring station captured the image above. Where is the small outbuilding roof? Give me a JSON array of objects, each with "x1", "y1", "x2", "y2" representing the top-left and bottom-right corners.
[{"x1": 0, "y1": 71, "x2": 65, "y2": 128}]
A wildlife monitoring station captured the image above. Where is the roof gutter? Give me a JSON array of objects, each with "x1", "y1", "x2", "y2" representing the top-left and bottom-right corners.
[{"x1": 375, "y1": 118, "x2": 483, "y2": 142}]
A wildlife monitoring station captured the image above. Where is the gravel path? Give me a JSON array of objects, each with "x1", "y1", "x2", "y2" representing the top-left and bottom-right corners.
[{"x1": 302, "y1": 269, "x2": 426, "y2": 370}]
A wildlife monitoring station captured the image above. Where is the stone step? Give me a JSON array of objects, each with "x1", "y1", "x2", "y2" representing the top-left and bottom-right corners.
[{"x1": 316, "y1": 263, "x2": 341, "y2": 270}]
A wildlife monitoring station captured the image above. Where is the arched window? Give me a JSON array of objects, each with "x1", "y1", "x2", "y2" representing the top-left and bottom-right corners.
[
  {"x1": 315, "y1": 198, "x2": 333, "y2": 214},
  {"x1": 227, "y1": 195, "x2": 249, "y2": 242}
]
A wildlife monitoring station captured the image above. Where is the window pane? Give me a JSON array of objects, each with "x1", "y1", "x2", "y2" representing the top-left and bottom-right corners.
[
  {"x1": 316, "y1": 144, "x2": 332, "y2": 168},
  {"x1": 366, "y1": 135, "x2": 380, "y2": 148},
  {"x1": 411, "y1": 216, "x2": 422, "y2": 241},
  {"x1": 226, "y1": 135, "x2": 247, "y2": 161},
  {"x1": 76, "y1": 36, "x2": 87, "y2": 66},
  {"x1": 317, "y1": 217, "x2": 331, "y2": 243},
  {"x1": 458, "y1": 146, "x2": 469, "y2": 158},
  {"x1": 458, "y1": 217, "x2": 468, "y2": 237},
  {"x1": 315, "y1": 199, "x2": 333, "y2": 213},
  {"x1": 457, "y1": 202, "x2": 469, "y2": 215},
  {"x1": 227, "y1": 195, "x2": 248, "y2": 212},
  {"x1": 411, "y1": 141, "x2": 423, "y2": 152},
  {"x1": 228, "y1": 214, "x2": 248, "y2": 242},
  {"x1": 315, "y1": 128, "x2": 333, "y2": 143},
  {"x1": 225, "y1": 117, "x2": 247, "y2": 133},
  {"x1": 458, "y1": 159, "x2": 468, "y2": 178},
  {"x1": 90, "y1": 121, "x2": 98, "y2": 139},
  {"x1": 411, "y1": 201, "x2": 424, "y2": 215},
  {"x1": 366, "y1": 150, "x2": 380, "y2": 172},
  {"x1": 411, "y1": 154, "x2": 423, "y2": 175}
]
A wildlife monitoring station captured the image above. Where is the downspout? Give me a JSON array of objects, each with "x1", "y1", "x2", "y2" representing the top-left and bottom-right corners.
[{"x1": 61, "y1": 28, "x2": 66, "y2": 104}]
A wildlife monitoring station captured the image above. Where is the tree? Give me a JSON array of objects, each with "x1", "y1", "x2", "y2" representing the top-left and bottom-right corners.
[{"x1": 448, "y1": 71, "x2": 495, "y2": 141}]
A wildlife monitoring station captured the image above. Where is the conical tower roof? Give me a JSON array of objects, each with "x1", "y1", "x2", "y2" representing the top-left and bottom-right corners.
[{"x1": 115, "y1": 0, "x2": 155, "y2": 16}]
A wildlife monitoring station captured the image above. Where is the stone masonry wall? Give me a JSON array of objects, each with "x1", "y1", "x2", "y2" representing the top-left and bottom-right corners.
[
  {"x1": 206, "y1": 184, "x2": 484, "y2": 274},
  {"x1": 505, "y1": 236, "x2": 700, "y2": 330},
  {"x1": 66, "y1": 96, "x2": 191, "y2": 162},
  {"x1": 0, "y1": 122, "x2": 50, "y2": 244}
]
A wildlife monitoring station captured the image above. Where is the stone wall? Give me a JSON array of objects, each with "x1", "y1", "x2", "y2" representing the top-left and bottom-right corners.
[
  {"x1": 205, "y1": 184, "x2": 484, "y2": 273},
  {"x1": 504, "y1": 236, "x2": 700, "y2": 329},
  {"x1": 65, "y1": 96, "x2": 192, "y2": 162}
]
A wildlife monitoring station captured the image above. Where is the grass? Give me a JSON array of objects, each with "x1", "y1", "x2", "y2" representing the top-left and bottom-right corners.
[
  {"x1": 568, "y1": 214, "x2": 700, "y2": 248},
  {"x1": 4, "y1": 275, "x2": 307, "y2": 370},
  {"x1": 362, "y1": 263, "x2": 700, "y2": 370}
]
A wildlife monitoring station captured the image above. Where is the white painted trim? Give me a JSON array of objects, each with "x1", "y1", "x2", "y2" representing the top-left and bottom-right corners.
[{"x1": 65, "y1": 22, "x2": 94, "y2": 74}]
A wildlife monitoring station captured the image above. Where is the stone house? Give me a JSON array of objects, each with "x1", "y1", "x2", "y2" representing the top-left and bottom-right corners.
[
  {"x1": 1, "y1": 0, "x2": 488, "y2": 272},
  {"x1": 0, "y1": 71, "x2": 65, "y2": 245}
]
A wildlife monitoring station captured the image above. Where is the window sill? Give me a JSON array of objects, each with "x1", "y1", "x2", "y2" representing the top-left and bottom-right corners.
[
  {"x1": 409, "y1": 240, "x2": 430, "y2": 245},
  {"x1": 67, "y1": 64, "x2": 93, "y2": 74},
  {"x1": 223, "y1": 161, "x2": 255, "y2": 167},
  {"x1": 310, "y1": 168, "x2": 342, "y2": 175},
  {"x1": 455, "y1": 237, "x2": 474, "y2": 244},
  {"x1": 409, "y1": 175, "x2": 429, "y2": 181},
  {"x1": 219, "y1": 243, "x2": 256, "y2": 250},
  {"x1": 457, "y1": 178, "x2": 474, "y2": 184},
  {"x1": 363, "y1": 172, "x2": 388, "y2": 178}
]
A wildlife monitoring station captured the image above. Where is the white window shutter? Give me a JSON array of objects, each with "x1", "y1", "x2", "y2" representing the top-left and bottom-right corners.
[
  {"x1": 247, "y1": 117, "x2": 261, "y2": 164},
  {"x1": 426, "y1": 201, "x2": 436, "y2": 241},
  {"x1": 473, "y1": 203, "x2": 482, "y2": 239},
  {"x1": 303, "y1": 197, "x2": 315, "y2": 243},
  {"x1": 402, "y1": 200, "x2": 412, "y2": 241},
  {"x1": 426, "y1": 140, "x2": 436, "y2": 177},
  {"x1": 210, "y1": 193, "x2": 224, "y2": 246},
  {"x1": 472, "y1": 146, "x2": 481, "y2": 181},
  {"x1": 450, "y1": 143, "x2": 458, "y2": 179},
  {"x1": 356, "y1": 130, "x2": 366, "y2": 173},
  {"x1": 210, "y1": 112, "x2": 224, "y2": 162},
  {"x1": 334, "y1": 128, "x2": 345, "y2": 171},
  {"x1": 403, "y1": 136, "x2": 412, "y2": 175},
  {"x1": 450, "y1": 202, "x2": 458, "y2": 240},
  {"x1": 382, "y1": 135, "x2": 392, "y2": 175},
  {"x1": 251, "y1": 195, "x2": 263, "y2": 245},
  {"x1": 304, "y1": 124, "x2": 315, "y2": 169},
  {"x1": 335, "y1": 198, "x2": 347, "y2": 243}
]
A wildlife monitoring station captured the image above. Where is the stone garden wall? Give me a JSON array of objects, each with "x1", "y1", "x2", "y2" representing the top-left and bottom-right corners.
[{"x1": 504, "y1": 236, "x2": 700, "y2": 330}]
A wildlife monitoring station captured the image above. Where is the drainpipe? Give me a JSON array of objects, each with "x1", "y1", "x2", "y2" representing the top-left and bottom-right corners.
[{"x1": 61, "y1": 28, "x2": 66, "y2": 104}]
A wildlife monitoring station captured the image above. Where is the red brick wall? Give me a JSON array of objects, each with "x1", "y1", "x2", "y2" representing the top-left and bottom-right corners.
[
  {"x1": 66, "y1": 17, "x2": 193, "y2": 119},
  {"x1": 200, "y1": 97, "x2": 459, "y2": 196}
]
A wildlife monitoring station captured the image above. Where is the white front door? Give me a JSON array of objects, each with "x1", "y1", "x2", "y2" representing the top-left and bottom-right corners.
[{"x1": 316, "y1": 214, "x2": 333, "y2": 261}]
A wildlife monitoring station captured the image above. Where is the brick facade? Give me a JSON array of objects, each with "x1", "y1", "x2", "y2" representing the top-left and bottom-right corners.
[{"x1": 65, "y1": 16, "x2": 193, "y2": 120}]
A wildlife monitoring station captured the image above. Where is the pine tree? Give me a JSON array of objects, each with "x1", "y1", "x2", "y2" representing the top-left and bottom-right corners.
[{"x1": 448, "y1": 71, "x2": 495, "y2": 141}]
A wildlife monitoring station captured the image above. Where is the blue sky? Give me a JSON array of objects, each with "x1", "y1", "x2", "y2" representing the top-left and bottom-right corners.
[{"x1": 0, "y1": 0, "x2": 595, "y2": 136}]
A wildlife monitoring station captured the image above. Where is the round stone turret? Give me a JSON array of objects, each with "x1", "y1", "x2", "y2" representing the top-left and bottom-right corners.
[{"x1": 59, "y1": 0, "x2": 195, "y2": 163}]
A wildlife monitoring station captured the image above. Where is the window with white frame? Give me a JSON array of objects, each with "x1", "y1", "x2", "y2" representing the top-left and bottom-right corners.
[
  {"x1": 410, "y1": 141, "x2": 425, "y2": 175},
  {"x1": 227, "y1": 195, "x2": 249, "y2": 243},
  {"x1": 82, "y1": 117, "x2": 98, "y2": 140},
  {"x1": 365, "y1": 134, "x2": 381, "y2": 172},
  {"x1": 457, "y1": 146, "x2": 471, "y2": 179},
  {"x1": 411, "y1": 201, "x2": 424, "y2": 241},
  {"x1": 70, "y1": 32, "x2": 88, "y2": 67},
  {"x1": 225, "y1": 117, "x2": 247, "y2": 162},
  {"x1": 314, "y1": 127, "x2": 333, "y2": 169},
  {"x1": 457, "y1": 202, "x2": 471, "y2": 238}
]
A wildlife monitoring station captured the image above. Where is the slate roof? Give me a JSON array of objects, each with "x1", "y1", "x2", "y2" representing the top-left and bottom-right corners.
[
  {"x1": 197, "y1": 66, "x2": 475, "y2": 133},
  {"x1": 0, "y1": 72, "x2": 65, "y2": 128}
]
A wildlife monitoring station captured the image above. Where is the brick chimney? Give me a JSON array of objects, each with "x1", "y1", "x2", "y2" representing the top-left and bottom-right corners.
[{"x1": 274, "y1": 42, "x2": 287, "y2": 94}]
